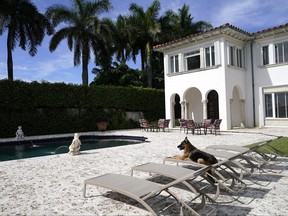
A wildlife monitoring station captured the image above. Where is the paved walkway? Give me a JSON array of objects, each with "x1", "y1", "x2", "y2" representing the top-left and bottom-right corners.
[{"x1": 0, "y1": 127, "x2": 287, "y2": 215}]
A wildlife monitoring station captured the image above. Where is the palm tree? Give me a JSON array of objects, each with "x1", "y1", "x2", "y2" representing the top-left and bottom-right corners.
[
  {"x1": 160, "y1": 4, "x2": 212, "y2": 41},
  {"x1": 128, "y1": 0, "x2": 161, "y2": 88},
  {"x1": 113, "y1": 15, "x2": 136, "y2": 64},
  {"x1": 45, "y1": 0, "x2": 112, "y2": 85},
  {"x1": 176, "y1": 4, "x2": 212, "y2": 37},
  {"x1": 0, "y1": 0, "x2": 53, "y2": 81}
]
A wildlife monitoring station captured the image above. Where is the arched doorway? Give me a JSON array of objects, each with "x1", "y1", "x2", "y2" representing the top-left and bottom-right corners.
[
  {"x1": 174, "y1": 94, "x2": 181, "y2": 120},
  {"x1": 170, "y1": 93, "x2": 181, "y2": 127},
  {"x1": 184, "y1": 88, "x2": 202, "y2": 122},
  {"x1": 231, "y1": 87, "x2": 245, "y2": 128},
  {"x1": 207, "y1": 90, "x2": 219, "y2": 119}
]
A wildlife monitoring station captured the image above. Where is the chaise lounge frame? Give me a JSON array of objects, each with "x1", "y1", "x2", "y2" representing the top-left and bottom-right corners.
[{"x1": 83, "y1": 166, "x2": 213, "y2": 216}]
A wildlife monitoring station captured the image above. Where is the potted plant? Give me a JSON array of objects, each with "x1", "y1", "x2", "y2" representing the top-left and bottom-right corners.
[
  {"x1": 96, "y1": 121, "x2": 109, "y2": 132},
  {"x1": 96, "y1": 113, "x2": 110, "y2": 132}
]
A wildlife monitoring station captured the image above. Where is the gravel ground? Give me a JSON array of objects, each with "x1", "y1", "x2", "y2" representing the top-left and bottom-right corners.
[{"x1": 0, "y1": 127, "x2": 287, "y2": 215}]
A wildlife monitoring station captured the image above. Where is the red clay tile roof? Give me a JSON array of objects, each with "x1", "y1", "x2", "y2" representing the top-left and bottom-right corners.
[
  {"x1": 153, "y1": 22, "x2": 288, "y2": 51},
  {"x1": 153, "y1": 23, "x2": 251, "y2": 50},
  {"x1": 252, "y1": 23, "x2": 288, "y2": 35}
]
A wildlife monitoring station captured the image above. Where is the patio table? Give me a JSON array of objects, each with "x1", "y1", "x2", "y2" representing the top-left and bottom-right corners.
[
  {"x1": 149, "y1": 123, "x2": 160, "y2": 132},
  {"x1": 195, "y1": 122, "x2": 207, "y2": 135}
]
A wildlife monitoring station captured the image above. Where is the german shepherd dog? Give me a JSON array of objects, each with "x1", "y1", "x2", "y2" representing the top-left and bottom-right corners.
[
  {"x1": 175, "y1": 137, "x2": 218, "y2": 165},
  {"x1": 174, "y1": 137, "x2": 218, "y2": 183}
]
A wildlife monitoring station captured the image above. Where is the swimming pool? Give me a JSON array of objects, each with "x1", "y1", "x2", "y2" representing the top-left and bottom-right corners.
[{"x1": 0, "y1": 135, "x2": 147, "y2": 162}]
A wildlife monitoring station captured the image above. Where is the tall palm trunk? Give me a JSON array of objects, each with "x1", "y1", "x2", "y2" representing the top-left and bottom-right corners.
[
  {"x1": 146, "y1": 53, "x2": 152, "y2": 88},
  {"x1": 120, "y1": 51, "x2": 126, "y2": 64},
  {"x1": 82, "y1": 47, "x2": 89, "y2": 85},
  {"x1": 146, "y1": 42, "x2": 153, "y2": 88},
  {"x1": 140, "y1": 49, "x2": 145, "y2": 71},
  {"x1": 7, "y1": 30, "x2": 14, "y2": 81}
]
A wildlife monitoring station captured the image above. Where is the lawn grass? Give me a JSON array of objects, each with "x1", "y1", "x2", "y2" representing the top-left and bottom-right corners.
[{"x1": 246, "y1": 136, "x2": 288, "y2": 157}]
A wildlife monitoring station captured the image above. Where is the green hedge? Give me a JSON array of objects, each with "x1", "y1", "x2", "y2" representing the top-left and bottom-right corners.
[{"x1": 0, "y1": 80, "x2": 165, "y2": 138}]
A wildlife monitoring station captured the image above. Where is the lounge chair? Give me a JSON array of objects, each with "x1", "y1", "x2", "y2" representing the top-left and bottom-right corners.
[
  {"x1": 206, "y1": 143, "x2": 265, "y2": 165},
  {"x1": 203, "y1": 149, "x2": 256, "y2": 174},
  {"x1": 206, "y1": 138, "x2": 283, "y2": 172},
  {"x1": 131, "y1": 162, "x2": 220, "y2": 204},
  {"x1": 163, "y1": 157, "x2": 247, "y2": 194},
  {"x1": 83, "y1": 166, "x2": 212, "y2": 216},
  {"x1": 246, "y1": 137, "x2": 284, "y2": 162}
]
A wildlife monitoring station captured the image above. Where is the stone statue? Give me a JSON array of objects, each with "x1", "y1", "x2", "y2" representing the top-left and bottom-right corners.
[
  {"x1": 15, "y1": 126, "x2": 24, "y2": 139},
  {"x1": 68, "y1": 133, "x2": 81, "y2": 155}
]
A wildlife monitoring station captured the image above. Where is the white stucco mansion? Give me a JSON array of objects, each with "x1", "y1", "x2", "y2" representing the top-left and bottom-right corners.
[{"x1": 154, "y1": 23, "x2": 288, "y2": 130}]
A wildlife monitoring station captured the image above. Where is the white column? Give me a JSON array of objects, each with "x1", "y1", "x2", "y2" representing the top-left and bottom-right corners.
[
  {"x1": 240, "y1": 99, "x2": 245, "y2": 128},
  {"x1": 185, "y1": 102, "x2": 189, "y2": 119},
  {"x1": 202, "y1": 100, "x2": 208, "y2": 120},
  {"x1": 180, "y1": 101, "x2": 185, "y2": 119},
  {"x1": 171, "y1": 102, "x2": 175, "y2": 127},
  {"x1": 179, "y1": 53, "x2": 184, "y2": 72}
]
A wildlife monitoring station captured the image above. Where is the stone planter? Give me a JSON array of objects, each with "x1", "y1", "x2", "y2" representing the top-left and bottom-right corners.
[{"x1": 96, "y1": 122, "x2": 109, "y2": 132}]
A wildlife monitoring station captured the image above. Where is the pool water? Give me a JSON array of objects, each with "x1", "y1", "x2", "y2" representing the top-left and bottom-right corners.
[{"x1": 0, "y1": 137, "x2": 145, "y2": 162}]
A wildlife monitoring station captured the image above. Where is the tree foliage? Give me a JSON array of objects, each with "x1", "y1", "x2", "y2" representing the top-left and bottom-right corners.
[
  {"x1": 91, "y1": 62, "x2": 143, "y2": 87},
  {"x1": 45, "y1": 0, "x2": 112, "y2": 85},
  {"x1": 0, "y1": 1, "x2": 213, "y2": 88},
  {"x1": 0, "y1": 0, "x2": 53, "y2": 80}
]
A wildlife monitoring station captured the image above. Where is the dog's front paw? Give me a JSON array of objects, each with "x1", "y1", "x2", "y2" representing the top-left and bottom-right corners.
[{"x1": 170, "y1": 155, "x2": 179, "y2": 159}]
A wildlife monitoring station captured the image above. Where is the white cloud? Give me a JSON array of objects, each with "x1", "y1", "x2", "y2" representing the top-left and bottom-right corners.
[
  {"x1": 212, "y1": 0, "x2": 288, "y2": 31},
  {"x1": 17, "y1": 53, "x2": 76, "y2": 80}
]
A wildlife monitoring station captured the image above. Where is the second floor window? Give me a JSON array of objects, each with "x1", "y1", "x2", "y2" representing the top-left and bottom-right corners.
[
  {"x1": 170, "y1": 55, "x2": 179, "y2": 73},
  {"x1": 184, "y1": 50, "x2": 200, "y2": 70},
  {"x1": 275, "y1": 41, "x2": 288, "y2": 64},
  {"x1": 237, "y1": 48, "x2": 243, "y2": 68},
  {"x1": 205, "y1": 46, "x2": 215, "y2": 67},
  {"x1": 229, "y1": 46, "x2": 245, "y2": 68},
  {"x1": 262, "y1": 46, "x2": 269, "y2": 65},
  {"x1": 229, "y1": 46, "x2": 235, "y2": 66}
]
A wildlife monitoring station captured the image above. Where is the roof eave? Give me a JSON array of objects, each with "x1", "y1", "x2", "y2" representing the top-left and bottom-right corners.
[
  {"x1": 253, "y1": 25, "x2": 288, "y2": 39},
  {"x1": 154, "y1": 25, "x2": 252, "y2": 52}
]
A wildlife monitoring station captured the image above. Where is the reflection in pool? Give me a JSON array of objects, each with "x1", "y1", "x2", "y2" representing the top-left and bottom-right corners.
[{"x1": 0, "y1": 135, "x2": 147, "y2": 162}]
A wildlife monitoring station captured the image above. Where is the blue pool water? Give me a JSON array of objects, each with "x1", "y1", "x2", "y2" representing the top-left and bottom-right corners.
[{"x1": 0, "y1": 135, "x2": 147, "y2": 162}]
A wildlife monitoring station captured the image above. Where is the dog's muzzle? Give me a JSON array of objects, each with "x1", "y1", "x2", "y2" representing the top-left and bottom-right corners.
[{"x1": 177, "y1": 143, "x2": 185, "y2": 150}]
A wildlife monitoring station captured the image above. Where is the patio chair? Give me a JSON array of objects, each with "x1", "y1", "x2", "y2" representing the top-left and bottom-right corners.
[
  {"x1": 185, "y1": 120, "x2": 201, "y2": 135},
  {"x1": 139, "y1": 118, "x2": 150, "y2": 131},
  {"x1": 83, "y1": 166, "x2": 213, "y2": 216},
  {"x1": 203, "y1": 119, "x2": 213, "y2": 130},
  {"x1": 158, "y1": 119, "x2": 170, "y2": 132},
  {"x1": 178, "y1": 119, "x2": 188, "y2": 133},
  {"x1": 206, "y1": 119, "x2": 222, "y2": 135}
]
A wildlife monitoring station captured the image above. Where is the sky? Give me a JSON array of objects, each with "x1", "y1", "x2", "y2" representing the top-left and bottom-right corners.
[{"x1": 0, "y1": 0, "x2": 288, "y2": 85}]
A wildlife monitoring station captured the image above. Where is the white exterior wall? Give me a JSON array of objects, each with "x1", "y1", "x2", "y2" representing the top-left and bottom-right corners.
[
  {"x1": 253, "y1": 33, "x2": 288, "y2": 127},
  {"x1": 164, "y1": 38, "x2": 245, "y2": 129},
  {"x1": 162, "y1": 25, "x2": 288, "y2": 130}
]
